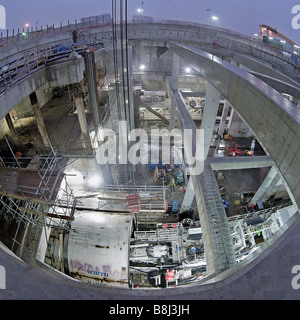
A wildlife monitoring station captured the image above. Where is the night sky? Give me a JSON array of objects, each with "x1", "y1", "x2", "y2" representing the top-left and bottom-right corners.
[{"x1": 0, "y1": 0, "x2": 299, "y2": 44}]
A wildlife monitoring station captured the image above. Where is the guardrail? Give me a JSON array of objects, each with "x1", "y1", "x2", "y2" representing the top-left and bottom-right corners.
[
  {"x1": 1, "y1": 18, "x2": 299, "y2": 66},
  {"x1": 0, "y1": 40, "x2": 104, "y2": 95}
]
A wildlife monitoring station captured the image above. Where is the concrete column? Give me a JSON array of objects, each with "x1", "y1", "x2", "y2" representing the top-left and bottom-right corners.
[
  {"x1": 31, "y1": 103, "x2": 50, "y2": 148},
  {"x1": 218, "y1": 100, "x2": 231, "y2": 137},
  {"x1": 5, "y1": 113, "x2": 19, "y2": 147},
  {"x1": 167, "y1": 54, "x2": 181, "y2": 131},
  {"x1": 171, "y1": 54, "x2": 180, "y2": 91},
  {"x1": 249, "y1": 166, "x2": 283, "y2": 205},
  {"x1": 181, "y1": 177, "x2": 195, "y2": 211},
  {"x1": 75, "y1": 96, "x2": 93, "y2": 155},
  {"x1": 169, "y1": 99, "x2": 177, "y2": 131},
  {"x1": 297, "y1": 99, "x2": 300, "y2": 110},
  {"x1": 84, "y1": 52, "x2": 101, "y2": 135},
  {"x1": 201, "y1": 82, "x2": 221, "y2": 159}
]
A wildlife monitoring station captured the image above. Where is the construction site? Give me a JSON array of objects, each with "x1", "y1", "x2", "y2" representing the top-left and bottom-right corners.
[{"x1": 0, "y1": 3, "x2": 300, "y2": 299}]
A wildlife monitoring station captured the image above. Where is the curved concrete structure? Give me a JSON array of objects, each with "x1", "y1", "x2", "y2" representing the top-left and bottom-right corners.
[{"x1": 1, "y1": 21, "x2": 300, "y2": 299}]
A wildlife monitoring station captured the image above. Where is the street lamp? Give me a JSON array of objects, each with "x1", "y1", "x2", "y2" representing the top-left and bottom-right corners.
[
  {"x1": 211, "y1": 16, "x2": 218, "y2": 21},
  {"x1": 138, "y1": 1, "x2": 144, "y2": 15}
]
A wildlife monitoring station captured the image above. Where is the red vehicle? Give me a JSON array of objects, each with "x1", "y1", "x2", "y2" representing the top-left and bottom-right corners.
[{"x1": 227, "y1": 145, "x2": 253, "y2": 157}]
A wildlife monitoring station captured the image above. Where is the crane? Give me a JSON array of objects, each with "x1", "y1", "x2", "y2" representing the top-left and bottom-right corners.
[{"x1": 260, "y1": 25, "x2": 300, "y2": 54}]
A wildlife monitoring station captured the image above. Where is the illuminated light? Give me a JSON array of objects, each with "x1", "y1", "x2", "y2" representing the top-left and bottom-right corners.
[
  {"x1": 185, "y1": 67, "x2": 191, "y2": 73},
  {"x1": 280, "y1": 40, "x2": 286, "y2": 44},
  {"x1": 212, "y1": 16, "x2": 218, "y2": 21},
  {"x1": 269, "y1": 37, "x2": 273, "y2": 40},
  {"x1": 86, "y1": 175, "x2": 102, "y2": 187},
  {"x1": 139, "y1": 64, "x2": 146, "y2": 70}
]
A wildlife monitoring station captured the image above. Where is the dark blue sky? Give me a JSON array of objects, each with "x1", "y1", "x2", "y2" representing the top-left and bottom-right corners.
[{"x1": 0, "y1": 0, "x2": 299, "y2": 43}]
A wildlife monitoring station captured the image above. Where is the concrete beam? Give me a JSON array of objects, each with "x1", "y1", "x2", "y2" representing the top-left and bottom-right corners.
[
  {"x1": 231, "y1": 53, "x2": 300, "y2": 89},
  {"x1": 167, "y1": 41, "x2": 300, "y2": 212},
  {"x1": 208, "y1": 155, "x2": 275, "y2": 171},
  {"x1": 249, "y1": 166, "x2": 281, "y2": 205},
  {"x1": 198, "y1": 162, "x2": 236, "y2": 274},
  {"x1": 249, "y1": 71, "x2": 300, "y2": 99}
]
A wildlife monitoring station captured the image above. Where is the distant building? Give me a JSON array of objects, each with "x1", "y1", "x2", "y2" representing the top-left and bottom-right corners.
[
  {"x1": 80, "y1": 13, "x2": 112, "y2": 25},
  {"x1": 132, "y1": 15, "x2": 154, "y2": 23},
  {"x1": 0, "y1": 5, "x2": 6, "y2": 30}
]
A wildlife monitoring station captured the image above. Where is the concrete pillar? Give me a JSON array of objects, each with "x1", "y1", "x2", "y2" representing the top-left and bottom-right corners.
[
  {"x1": 171, "y1": 54, "x2": 180, "y2": 91},
  {"x1": 167, "y1": 54, "x2": 181, "y2": 131},
  {"x1": 84, "y1": 52, "x2": 101, "y2": 135},
  {"x1": 297, "y1": 99, "x2": 300, "y2": 110},
  {"x1": 5, "y1": 113, "x2": 19, "y2": 147},
  {"x1": 31, "y1": 103, "x2": 50, "y2": 148},
  {"x1": 133, "y1": 94, "x2": 141, "y2": 129},
  {"x1": 168, "y1": 99, "x2": 176, "y2": 131},
  {"x1": 75, "y1": 96, "x2": 93, "y2": 155},
  {"x1": 218, "y1": 100, "x2": 231, "y2": 137},
  {"x1": 249, "y1": 166, "x2": 283, "y2": 205},
  {"x1": 201, "y1": 82, "x2": 221, "y2": 159},
  {"x1": 181, "y1": 177, "x2": 194, "y2": 211}
]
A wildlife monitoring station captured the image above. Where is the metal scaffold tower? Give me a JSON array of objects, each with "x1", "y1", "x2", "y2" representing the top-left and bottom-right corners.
[{"x1": 0, "y1": 136, "x2": 76, "y2": 262}]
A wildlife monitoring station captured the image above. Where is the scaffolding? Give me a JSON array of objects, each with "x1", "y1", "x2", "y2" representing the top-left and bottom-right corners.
[{"x1": 0, "y1": 137, "x2": 76, "y2": 261}]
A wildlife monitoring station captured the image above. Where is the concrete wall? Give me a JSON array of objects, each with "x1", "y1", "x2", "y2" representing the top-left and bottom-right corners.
[
  {"x1": 1, "y1": 21, "x2": 299, "y2": 120},
  {"x1": 80, "y1": 22, "x2": 300, "y2": 81},
  {"x1": 0, "y1": 58, "x2": 85, "y2": 121},
  {"x1": 0, "y1": 21, "x2": 300, "y2": 299},
  {"x1": 0, "y1": 32, "x2": 73, "y2": 67}
]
